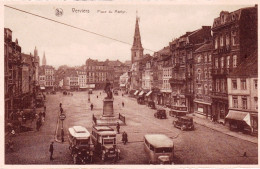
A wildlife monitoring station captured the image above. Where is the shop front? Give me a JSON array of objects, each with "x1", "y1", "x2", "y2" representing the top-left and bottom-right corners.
[{"x1": 194, "y1": 99, "x2": 212, "y2": 119}]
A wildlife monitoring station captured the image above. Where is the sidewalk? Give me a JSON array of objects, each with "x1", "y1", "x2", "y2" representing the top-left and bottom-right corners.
[
  {"x1": 188, "y1": 113, "x2": 258, "y2": 144},
  {"x1": 129, "y1": 97, "x2": 258, "y2": 144}
]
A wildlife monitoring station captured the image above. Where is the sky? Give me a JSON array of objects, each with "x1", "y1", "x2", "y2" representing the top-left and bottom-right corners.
[{"x1": 4, "y1": 2, "x2": 253, "y2": 68}]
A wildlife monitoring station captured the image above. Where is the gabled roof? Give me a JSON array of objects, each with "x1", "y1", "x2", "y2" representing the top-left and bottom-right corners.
[{"x1": 228, "y1": 50, "x2": 257, "y2": 77}]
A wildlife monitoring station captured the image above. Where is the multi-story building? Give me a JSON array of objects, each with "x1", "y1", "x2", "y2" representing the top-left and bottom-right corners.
[
  {"x1": 119, "y1": 72, "x2": 130, "y2": 91},
  {"x1": 39, "y1": 65, "x2": 55, "y2": 90},
  {"x1": 161, "y1": 59, "x2": 173, "y2": 106},
  {"x1": 85, "y1": 58, "x2": 109, "y2": 89},
  {"x1": 4, "y1": 28, "x2": 22, "y2": 120},
  {"x1": 152, "y1": 47, "x2": 171, "y2": 105},
  {"x1": 63, "y1": 69, "x2": 79, "y2": 90},
  {"x1": 76, "y1": 69, "x2": 87, "y2": 90},
  {"x1": 227, "y1": 51, "x2": 257, "y2": 134},
  {"x1": 193, "y1": 41, "x2": 214, "y2": 118},
  {"x1": 169, "y1": 26, "x2": 212, "y2": 111},
  {"x1": 142, "y1": 57, "x2": 153, "y2": 90},
  {"x1": 211, "y1": 6, "x2": 257, "y2": 123}
]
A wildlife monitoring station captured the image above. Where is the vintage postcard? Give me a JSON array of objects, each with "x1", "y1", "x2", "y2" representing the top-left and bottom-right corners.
[{"x1": 1, "y1": 0, "x2": 259, "y2": 168}]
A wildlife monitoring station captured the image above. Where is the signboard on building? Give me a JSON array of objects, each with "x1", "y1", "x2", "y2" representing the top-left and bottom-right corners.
[{"x1": 86, "y1": 84, "x2": 95, "y2": 89}]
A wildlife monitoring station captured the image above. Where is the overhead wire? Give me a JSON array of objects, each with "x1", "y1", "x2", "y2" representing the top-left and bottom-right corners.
[{"x1": 4, "y1": 5, "x2": 155, "y2": 53}]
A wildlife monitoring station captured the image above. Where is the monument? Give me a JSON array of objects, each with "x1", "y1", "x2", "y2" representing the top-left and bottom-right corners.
[{"x1": 93, "y1": 79, "x2": 125, "y2": 126}]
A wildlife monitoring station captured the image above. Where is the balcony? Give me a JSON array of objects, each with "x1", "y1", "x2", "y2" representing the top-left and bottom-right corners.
[{"x1": 212, "y1": 68, "x2": 230, "y2": 76}]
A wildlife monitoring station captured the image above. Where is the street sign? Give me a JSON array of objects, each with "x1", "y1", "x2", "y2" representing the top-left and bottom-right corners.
[{"x1": 59, "y1": 114, "x2": 66, "y2": 121}]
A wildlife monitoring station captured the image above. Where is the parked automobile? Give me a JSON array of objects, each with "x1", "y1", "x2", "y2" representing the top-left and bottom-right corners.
[
  {"x1": 68, "y1": 126, "x2": 94, "y2": 164},
  {"x1": 173, "y1": 116, "x2": 194, "y2": 131},
  {"x1": 88, "y1": 89, "x2": 93, "y2": 94},
  {"x1": 113, "y1": 90, "x2": 119, "y2": 95},
  {"x1": 91, "y1": 126, "x2": 120, "y2": 162},
  {"x1": 154, "y1": 109, "x2": 167, "y2": 119},
  {"x1": 169, "y1": 105, "x2": 187, "y2": 117},
  {"x1": 144, "y1": 134, "x2": 174, "y2": 164},
  {"x1": 137, "y1": 97, "x2": 145, "y2": 105},
  {"x1": 148, "y1": 101, "x2": 156, "y2": 109}
]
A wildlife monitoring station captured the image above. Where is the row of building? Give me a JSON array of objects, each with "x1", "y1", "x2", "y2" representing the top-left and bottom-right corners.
[
  {"x1": 4, "y1": 28, "x2": 41, "y2": 120},
  {"x1": 124, "y1": 5, "x2": 258, "y2": 134}
]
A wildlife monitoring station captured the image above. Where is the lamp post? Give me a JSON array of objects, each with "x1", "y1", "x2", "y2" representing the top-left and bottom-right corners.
[{"x1": 59, "y1": 113, "x2": 66, "y2": 142}]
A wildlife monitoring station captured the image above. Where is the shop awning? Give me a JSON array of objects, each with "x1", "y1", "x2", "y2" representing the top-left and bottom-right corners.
[
  {"x1": 146, "y1": 91, "x2": 152, "y2": 97},
  {"x1": 40, "y1": 87, "x2": 45, "y2": 90},
  {"x1": 139, "y1": 91, "x2": 144, "y2": 96},
  {"x1": 134, "y1": 90, "x2": 139, "y2": 95},
  {"x1": 225, "y1": 110, "x2": 251, "y2": 126}
]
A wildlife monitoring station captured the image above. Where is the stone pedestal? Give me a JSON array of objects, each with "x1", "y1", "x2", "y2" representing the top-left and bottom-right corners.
[
  {"x1": 102, "y1": 98, "x2": 114, "y2": 117},
  {"x1": 94, "y1": 97, "x2": 125, "y2": 126}
]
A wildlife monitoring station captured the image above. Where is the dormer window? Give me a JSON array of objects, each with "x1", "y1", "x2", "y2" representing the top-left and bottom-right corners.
[{"x1": 221, "y1": 15, "x2": 225, "y2": 23}]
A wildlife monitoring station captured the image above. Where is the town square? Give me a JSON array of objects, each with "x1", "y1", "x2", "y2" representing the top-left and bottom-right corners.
[{"x1": 3, "y1": 3, "x2": 258, "y2": 165}]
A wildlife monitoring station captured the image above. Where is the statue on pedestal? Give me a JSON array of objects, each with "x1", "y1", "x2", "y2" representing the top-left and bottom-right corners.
[{"x1": 104, "y1": 79, "x2": 113, "y2": 99}]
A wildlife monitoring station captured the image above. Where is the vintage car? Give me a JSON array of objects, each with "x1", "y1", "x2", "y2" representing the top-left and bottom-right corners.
[
  {"x1": 35, "y1": 94, "x2": 44, "y2": 108},
  {"x1": 148, "y1": 101, "x2": 156, "y2": 109},
  {"x1": 113, "y1": 90, "x2": 119, "y2": 95},
  {"x1": 137, "y1": 97, "x2": 145, "y2": 105},
  {"x1": 68, "y1": 126, "x2": 94, "y2": 164},
  {"x1": 91, "y1": 126, "x2": 120, "y2": 161},
  {"x1": 88, "y1": 89, "x2": 93, "y2": 94},
  {"x1": 169, "y1": 105, "x2": 188, "y2": 117},
  {"x1": 154, "y1": 109, "x2": 167, "y2": 119},
  {"x1": 144, "y1": 134, "x2": 174, "y2": 164},
  {"x1": 173, "y1": 116, "x2": 194, "y2": 131}
]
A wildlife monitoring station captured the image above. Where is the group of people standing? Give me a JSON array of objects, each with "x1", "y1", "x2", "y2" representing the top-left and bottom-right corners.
[{"x1": 36, "y1": 105, "x2": 46, "y2": 131}]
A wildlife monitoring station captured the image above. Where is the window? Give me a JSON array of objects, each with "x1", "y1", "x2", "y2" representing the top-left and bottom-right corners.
[
  {"x1": 215, "y1": 58, "x2": 218, "y2": 68},
  {"x1": 208, "y1": 68, "x2": 212, "y2": 78},
  {"x1": 220, "y1": 35, "x2": 224, "y2": 47},
  {"x1": 221, "y1": 57, "x2": 224, "y2": 68},
  {"x1": 233, "y1": 55, "x2": 237, "y2": 68},
  {"x1": 231, "y1": 31, "x2": 237, "y2": 46},
  {"x1": 198, "y1": 55, "x2": 201, "y2": 63},
  {"x1": 241, "y1": 79, "x2": 246, "y2": 90},
  {"x1": 242, "y1": 97, "x2": 247, "y2": 109},
  {"x1": 215, "y1": 37, "x2": 218, "y2": 49},
  {"x1": 208, "y1": 54, "x2": 212, "y2": 62},
  {"x1": 232, "y1": 96, "x2": 238, "y2": 108},
  {"x1": 232, "y1": 79, "x2": 237, "y2": 89},
  {"x1": 226, "y1": 56, "x2": 230, "y2": 68},
  {"x1": 204, "y1": 84, "x2": 208, "y2": 95},
  {"x1": 254, "y1": 79, "x2": 257, "y2": 89},
  {"x1": 254, "y1": 97, "x2": 258, "y2": 109},
  {"x1": 197, "y1": 69, "x2": 201, "y2": 81},
  {"x1": 204, "y1": 54, "x2": 207, "y2": 63},
  {"x1": 209, "y1": 84, "x2": 212, "y2": 91},
  {"x1": 221, "y1": 79, "x2": 225, "y2": 92},
  {"x1": 204, "y1": 68, "x2": 207, "y2": 79},
  {"x1": 216, "y1": 80, "x2": 220, "y2": 92},
  {"x1": 226, "y1": 34, "x2": 230, "y2": 46}
]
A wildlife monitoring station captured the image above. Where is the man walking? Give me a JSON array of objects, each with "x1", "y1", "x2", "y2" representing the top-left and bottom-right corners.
[
  {"x1": 49, "y1": 142, "x2": 54, "y2": 160},
  {"x1": 116, "y1": 122, "x2": 120, "y2": 134},
  {"x1": 122, "y1": 101, "x2": 124, "y2": 107},
  {"x1": 90, "y1": 103, "x2": 94, "y2": 111}
]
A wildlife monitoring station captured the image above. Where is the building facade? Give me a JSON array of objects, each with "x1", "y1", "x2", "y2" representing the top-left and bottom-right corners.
[
  {"x1": 193, "y1": 42, "x2": 214, "y2": 118},
  {"x1": 211, "y1": 6, "x2": 257, "y2": 123},
  {"x1": 227, "y1": 52, "x2": 257, "y2": 134}
]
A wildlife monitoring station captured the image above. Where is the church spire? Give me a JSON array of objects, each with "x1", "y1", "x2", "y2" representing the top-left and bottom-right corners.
[
  {"x1": 131, "y1": 11, "x2": 144, "y2": 63},
  {"x1": 42, "y1": 51, "x2": 46, "y2": 66}
]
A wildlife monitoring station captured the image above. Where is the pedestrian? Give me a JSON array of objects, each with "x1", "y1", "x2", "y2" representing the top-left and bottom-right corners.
[
  {"x1": 43, "y1": 111, "x2": 46, "y2": 119},
  {"x1": 100, "y1": 92, "x2": 101, "y2": 95},
  {"x1": 49, "y1": 142, "x2": 54, "y2": 160},
  {"x1": 116, "y1": 122, "x2": 120, "y2": 134},
  {"x1": 122, "y1": 131, "x2": 128, "y2": 145},
  {"x1": 60, "y1": 107, "x2": 63, "y2": 114},
  {"x1": 97, "y1": 95, "x2": 98, "y2": 98},
  {"x1": 59, "y1": 103, "x2": 62, "y2": 108},
  {"x1": 44, "y1": 105, "x2": 46, "y2": 112},
  {"x1": 122, "y1": 101, "x2": 124, "y2": 107},
  {"x1": 122, "y1": 93, "x2": 124, "y2": 97},
  {"x1": 90, "y1": 103, "x2": 94, "y2": 111},
  {"x1": 36, "y1": 118, "x2": 41, "y2": 131}
]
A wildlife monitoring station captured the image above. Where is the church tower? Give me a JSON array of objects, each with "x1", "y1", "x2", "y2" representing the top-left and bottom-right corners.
[
  {"x1": 131, "y1": 12, "x2": 144, "y2": 63},
  {"x1": 42, "y1": 51, "x2": 46, "y2": 66}
]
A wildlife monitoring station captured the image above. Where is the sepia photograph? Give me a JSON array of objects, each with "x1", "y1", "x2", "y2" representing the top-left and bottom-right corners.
[{"x1": 3, "y1": 1, "x2": 258, "y2": 166}]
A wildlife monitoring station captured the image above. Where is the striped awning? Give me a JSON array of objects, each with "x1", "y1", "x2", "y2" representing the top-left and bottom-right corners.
[
  {"x1": 146, "y1": 91, "x2": 152, "y2": 96},
  {"x1": 139, "y1": 91, "x2": 144, "y2": 96},
  {"x1": 225, "y1": 110, "x2": 251, "y2": 126},
  {"x1": 134, "y1": 90, "x2": 139, "y2": 95}
]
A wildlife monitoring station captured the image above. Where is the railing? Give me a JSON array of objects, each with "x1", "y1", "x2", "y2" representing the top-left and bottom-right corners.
[
  {"x1": 119, "y1": 113, "x2": 126, "y2": 124},
  {"x1": 212, "y1": 68, "x2": 230, "y2": 75},
  {"x1": 210, "y1": 91, "x2": 228, "y2": 98},
  {"x1": 92, "y1": 114, "x2": 97, "y2": 125}
]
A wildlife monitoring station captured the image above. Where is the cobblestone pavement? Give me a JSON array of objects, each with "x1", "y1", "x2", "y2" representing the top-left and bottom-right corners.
[{"x1": 5, "y1": 90, "x2": 258, "y2": 164}]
